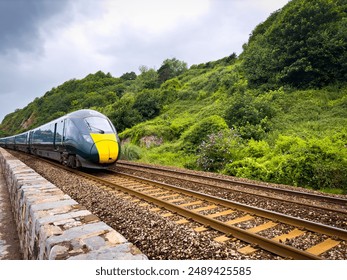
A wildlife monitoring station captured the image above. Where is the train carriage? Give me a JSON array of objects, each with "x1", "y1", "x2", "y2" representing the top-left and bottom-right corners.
[
  {"x1": 14, "y1": 132, "x2": 30, "y2": 153},
  {"x1": 0, "y1": 109, "x2": 120, "y2": 169}
]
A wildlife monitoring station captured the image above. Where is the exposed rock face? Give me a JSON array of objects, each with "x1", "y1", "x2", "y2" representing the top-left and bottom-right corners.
[
  {"x1": 140, "y1": 135, "x2": 163, "y2": 148},
  {"x1": 20, "y1": 113, "x2": 36, "y2": 130}
]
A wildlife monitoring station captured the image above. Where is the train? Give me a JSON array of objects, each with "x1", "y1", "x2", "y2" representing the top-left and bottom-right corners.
[{"x1": 0, "y1": 109, "x2": 120, "y2": 169}]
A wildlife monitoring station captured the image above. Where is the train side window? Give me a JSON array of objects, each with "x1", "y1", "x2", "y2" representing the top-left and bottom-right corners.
[
  {"x1": 28, "y1": 131, "x2": 33, "y2": 145},
  {"x1": 55, "y1": 120, "x2": 64, "y2": 145},
  {"x1": 64, "y1": 119, "x2": 79, "y2": 142}
]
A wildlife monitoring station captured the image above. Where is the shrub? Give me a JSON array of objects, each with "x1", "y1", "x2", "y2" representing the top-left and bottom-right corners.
[
  {"x1": 223, "y1": 157, "x2": 269, "y2": 181},
  {"x1": 245, "y1": 139, "x2": 271, "y2": 158},
  {"x1": 196, "y1": 129, "x2": 243, "y2": 172},
  {"x1": 223, "y1": 135, "x2": 347, "y2": 193},
  {"x1": 119, "y1": 143, "x2": 142, "y2": 160},
  {"x1": 265, "y1": 136, "x2": 347, "y2": 191},
  {"x1": 180, "y1": 115, "x2": 229, "y2": 152},
  {"x1": 224, "y1": 91, "x2": 275, "y2": 140}
]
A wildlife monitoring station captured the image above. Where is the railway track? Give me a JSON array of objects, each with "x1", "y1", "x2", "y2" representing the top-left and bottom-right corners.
[
  {"x1": 50, "y1": 161, "x2": 347, "y2": 260},
  {"x1": 114, "y1": 162, "x2": 347, "y2": 232},
  {"x1": 7, "y1": 152, "x2": 347, "y2": 260},
  {"x1": 116, "y1": 161, "x2": 347, "y2": 211}
]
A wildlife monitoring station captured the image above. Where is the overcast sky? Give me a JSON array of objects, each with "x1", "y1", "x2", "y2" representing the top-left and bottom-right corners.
[{"x1": 0, "y1": 0, "x2": 289, "y2": 122}]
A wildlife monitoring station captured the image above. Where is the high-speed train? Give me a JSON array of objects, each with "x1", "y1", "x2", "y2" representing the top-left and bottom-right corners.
[{"x1": 0, "y1": 109, "x2": 120, "y2": 169}]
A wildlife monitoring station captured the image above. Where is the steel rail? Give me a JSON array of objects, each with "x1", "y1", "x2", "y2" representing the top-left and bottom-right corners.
[{"x1": 117, "y1": 161, "x2": 347, "y2": 206}]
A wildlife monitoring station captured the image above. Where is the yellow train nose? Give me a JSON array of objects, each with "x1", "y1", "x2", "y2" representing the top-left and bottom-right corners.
[{"x1": 90, "y1": 133, "x2": 119, "y2": 164}]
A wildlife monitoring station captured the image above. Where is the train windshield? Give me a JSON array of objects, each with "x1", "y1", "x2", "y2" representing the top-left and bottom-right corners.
[{"x1": 84, "y1": 117, "x2": 114, "y2": 134}]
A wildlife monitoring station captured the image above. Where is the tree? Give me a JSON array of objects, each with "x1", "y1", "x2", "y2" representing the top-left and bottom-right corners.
[
  {"x1": 242, "y1": 0, "x2": 347, "y2": 89},
  {"x1": 137, "y1": 66, "x2": 159, "y2": 89},
  {"x1": 108, "y1": 93, "x2": 142, "y2": 132},
  {"x1": 133, "y1": 89, "x2": 162, "y2": 120},
  {"x1": 120, "y1": 71, "x2": 137, "y2": 81},
  {"x1": 157, "y1": 58, "x2": 188, "y2": 84}
]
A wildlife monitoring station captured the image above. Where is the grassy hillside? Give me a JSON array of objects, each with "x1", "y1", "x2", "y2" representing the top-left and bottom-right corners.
[
  {"x1": 1, "y1": 0, "x2": 346, "y2": 193},
  {"x1": 120, "y1": 65, "x2": 347, "y2": 194}
]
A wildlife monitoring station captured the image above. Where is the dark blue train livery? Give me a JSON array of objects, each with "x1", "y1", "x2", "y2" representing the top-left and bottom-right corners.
[{"x1": 0, "y1": 109, "x2": 120, "y2": 169}]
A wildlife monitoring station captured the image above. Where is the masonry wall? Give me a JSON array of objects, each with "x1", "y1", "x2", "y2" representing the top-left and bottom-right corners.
[{"x1": 0, "y1": 148, "x2": 147, "y2": 260}]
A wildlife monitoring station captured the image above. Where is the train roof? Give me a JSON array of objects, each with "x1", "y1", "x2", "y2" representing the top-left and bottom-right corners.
[
  {"x1": 0, "y1": 110, "x2": 109, "y2": 140},
  {"x1": 65, "y1": 109, "x2": 107, "y2": 119}
]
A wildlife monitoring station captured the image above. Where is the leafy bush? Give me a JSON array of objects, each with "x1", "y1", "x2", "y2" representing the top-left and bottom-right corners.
[
  {"x1": 180, "y1": 115, "x2": 228, "y2": 152},
  {"x1": 269, "y1": 136, "x2": 347, "y2": 190},
  {"x1": 224, "y1": 91, "x2": 275, "y2": 140},
  {"x1": 244, "y1": 139, "x2": 271, "y2": 158},
  {"x1": 120, "y1": 143, "x2": 142, "y2": 160},
  {"x1": 224, "y1": 135, "x2": 347, "y2": 192},
  {"x1": 133, "y1": 89, "x2": 162, "y2": 120},
  {"x1": 223, "y1": 157, "x2": 269, "y2": 181},
  {"x1": 160, "y1": 78, "x2": 182, "y2": 104},
  {"x1": 168, "y1": 113, "x2": 195, "y2": 138},
  {"x1": 196, "y1": 129, "x2": 243, "y2": 172}
]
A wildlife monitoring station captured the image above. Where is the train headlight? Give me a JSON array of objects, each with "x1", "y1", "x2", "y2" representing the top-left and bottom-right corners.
[{"x1": 82, "y1": 134, "x2": 94, "y2": 144}]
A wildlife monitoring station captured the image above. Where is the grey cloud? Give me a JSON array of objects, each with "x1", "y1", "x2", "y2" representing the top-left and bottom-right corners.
[{"x1": 0, "y1": 0, "x2": 69, "y2": 53}]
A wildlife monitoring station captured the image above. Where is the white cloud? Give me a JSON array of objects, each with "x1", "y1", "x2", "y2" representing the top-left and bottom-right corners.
[{"x1": 102, "y1": 0, "x2": 210, "y2": 34}]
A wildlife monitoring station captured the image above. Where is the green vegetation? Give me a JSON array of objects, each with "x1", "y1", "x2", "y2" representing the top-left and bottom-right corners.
[
  {"x1": 1, "y1": 0, "x2": 346, "y2": 194},
  {"x1": 242, "y1": 0, "x2": 347, "y2": 89}
]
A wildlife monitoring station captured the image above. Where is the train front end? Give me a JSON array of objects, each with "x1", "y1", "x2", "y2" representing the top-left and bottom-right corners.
[
  {"x1": 71, "y1": 110, "x2": 120, "y2": 168},
  {"x1": 85, "y1": 114, "x2": 120, "y2": 167},
  {"x1": 90, "y1": 132, "x2": 119, "y2": 165}
]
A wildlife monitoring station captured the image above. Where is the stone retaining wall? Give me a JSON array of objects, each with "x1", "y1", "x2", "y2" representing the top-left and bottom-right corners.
[{"x1": 0, "y1": 148, "x2": 147, "y2": 260}]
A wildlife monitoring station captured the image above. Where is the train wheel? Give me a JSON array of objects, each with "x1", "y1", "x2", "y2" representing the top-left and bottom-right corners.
[{"x1": 67, "y1": 155, "x2": 77, "y2": 168}]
